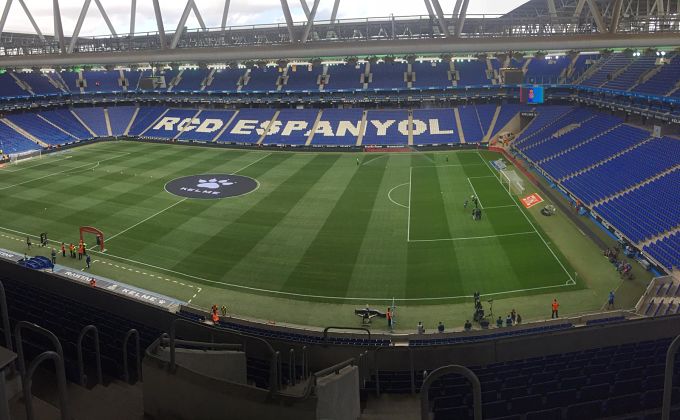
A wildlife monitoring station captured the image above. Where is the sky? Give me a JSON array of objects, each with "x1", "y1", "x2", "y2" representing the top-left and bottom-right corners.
[{"x1": 0, "y1": 0, "x2": 531, "y2": 37}]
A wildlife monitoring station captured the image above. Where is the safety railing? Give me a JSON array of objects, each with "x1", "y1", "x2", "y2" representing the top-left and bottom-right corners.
[
  {"x1": 0, "y1": 282, "x2": 12, "y2": 353},
  {"x1": 662, "y1": 334, "x2": 680, "y2": 420},
  {"x1": 123, "y1": 328, "x2": 141, "y2": 384},
  {"x1": 288, "y1": 348, "x2": 296, "y2": 386},
  {"x1": 420, "y1": 365, "x2": 482, "y2": 420},
  {"x1": 77, "y1": 324, "x2": 103, "y2": 387},
  {"x1": 15, "y1": 321, "x2": 70, "y2": 420},
  {"x1": 301, "y1": 345, "x2": 309, "y2": 380},
  {"x1": 322, "y1": 326, "x2": 371, "y2": 342}
]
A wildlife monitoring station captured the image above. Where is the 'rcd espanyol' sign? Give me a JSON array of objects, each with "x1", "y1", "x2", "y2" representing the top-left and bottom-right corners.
[{"x1": 164, "y1": 174, "x2": 258, "y2": 199}]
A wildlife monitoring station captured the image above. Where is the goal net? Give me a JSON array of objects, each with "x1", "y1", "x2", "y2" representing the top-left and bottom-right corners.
[
  {"x1": 10, "y1": 149, "x2": 41, "y2": 164},
  {"x1": 500, "y1": 169, "x2": 525, "y2": 195}
]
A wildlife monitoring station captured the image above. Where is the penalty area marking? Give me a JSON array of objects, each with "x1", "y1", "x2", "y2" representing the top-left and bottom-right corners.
[
  {"x1": 409, "y1": 231, "x2": 537, "y2": 243},
  {"x1": 0, "y1": 225, "x2": 575, "y2": 302},
  {"x1": 387, "y1": 183, "x2": 409, "y2": 209},
  {"x1": 1, "y1": 155, "x2": 74, "y2": 173},
  {"x1": 466, "y1": 177, "x2": 484, "y2": 209}
]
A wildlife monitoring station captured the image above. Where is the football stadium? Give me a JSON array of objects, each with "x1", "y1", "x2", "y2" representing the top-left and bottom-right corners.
[{"x1": 0, "y1": 0, "x2": 678, "y2": 418}]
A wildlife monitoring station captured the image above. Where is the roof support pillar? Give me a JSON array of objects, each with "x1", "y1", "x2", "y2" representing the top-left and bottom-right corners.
[
  {"x1": 280, "y1": 0, "x2": 296, "y2": 42},
  {"x1": 300, "y1": 0, "x2": 311, "y2": 19},
  {"x1": 130, "y1": 0, "x2": 136, "y2": 35},
  {"x1": 68, "y1": 0, "x2": 92, "y2": 53},
  {"x1": 53, "y1": 0, "x2": 65, "y2": 52},
  {"x1": 152, "y1": 0, "x2": 166, "y2": 49},
  {"x1": 586, "y1": 0, "x2": 607, "y2": 32},
  {"x1": 301, "y1": 0, "x2": 320, "y2": 43},
  {"x1": 454, "y1": 0, "x2": 469, "y2": 38},
  {"x1": 330, "y1": 0, "x2": 340, "y2": 24},
  {"x1": 94, "y1": 0, "x2": 117, "y2": 36},
  {"x1": 170, "y1": 0, "x2": 193, "y2": 49},
  {"x1": 221, "y1": 0, "x2": 231, "y2": 34},
  {"x1": 429, "y1": 0, "x2": 451, "y2": 37},
  {"x1": 610, "y1": 0, "x2": 624, "y2": 33}
]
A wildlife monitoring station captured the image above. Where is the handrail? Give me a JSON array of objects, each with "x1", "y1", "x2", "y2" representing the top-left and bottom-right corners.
[
  {"x1": 123, "y1": 328, "x2": 141, "y2": 384},
  {"x1": 301, "y1": 345, "x2": 308, "y2": 380},
  {"x1": 323, "y1": 326, "x2": 371, "y2": 341},
  {"x1": 15, "y1": 321, "x2": 70, "y2": 420},
  {"x1": 0, "y1": 282, "x2": 12, "y2": 352},
  {"x1": 159, "y1": 336, "x2": 243, "y2": 351},
  {"x1": 662, "y1": 335, "x2": 680, "y2": 420},
  {"x1": 168, "y1": 318, "x2": 279, "y2": 394},
  {"x1": 420, "y1": 365, "x2": 482, "y2": 420},
  {"x1": 289, "y1": 348, "x2": 296, "y2": 386},
  {"x1": 77, "y1": 325, "x2": 103, "y2": 386}
]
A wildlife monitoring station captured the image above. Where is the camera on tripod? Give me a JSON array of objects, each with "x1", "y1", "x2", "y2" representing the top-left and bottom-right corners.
[{"x1": 473, "y1": 291, "x2": 485, "y2": 322}]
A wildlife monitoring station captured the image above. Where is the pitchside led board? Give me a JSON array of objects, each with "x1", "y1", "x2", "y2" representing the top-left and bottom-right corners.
[{"x1": 520, "y1": 86, "x2": 545, "y2": 104}]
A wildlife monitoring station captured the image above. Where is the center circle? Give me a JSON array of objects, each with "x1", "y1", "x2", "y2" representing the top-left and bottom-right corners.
[{"x1": 164, "y1": 174, "x2": 259, "y2": 199}]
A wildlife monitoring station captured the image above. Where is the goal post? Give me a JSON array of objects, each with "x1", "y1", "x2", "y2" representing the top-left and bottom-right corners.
[
  {"x1": 10, "y1": 149, "x2": 41, "y2": 164},
  {"x1": 500, "y1": 169, "x2": 525, "y2": 196},
  {"x1": 80, "y1": 226, "x2": 105, "y2": 251}
]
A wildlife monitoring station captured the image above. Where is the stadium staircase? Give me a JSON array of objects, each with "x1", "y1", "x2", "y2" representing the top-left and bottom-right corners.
[
  {"x1": 0, "y1": 118, "x2": 49, "y2": 148},
  {"x1": 590, "y1": 165, "x2": 680, "y2": 208},
  {"x1": 484, "y1": 105, "x2": 501, "y2": 142},
  {"x1": 560, "y1": 137, "x2": 655, "y2": 181}
]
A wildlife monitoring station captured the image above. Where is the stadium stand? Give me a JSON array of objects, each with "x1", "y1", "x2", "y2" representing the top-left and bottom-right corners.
[
  {"x1": 82, "y1": 70, "x2": 122, "y2": 93},
  {"x1": 126, "y1": 106, "x2": 168, "y2": 136},
  {"x1": 172, "y1": 68, "x2": 209, "y2": 92},
  {"x1": 645, "y1": 233, "x2": 680, "y2": 271},
  {"x1": 412, "y1": 61, "x2": 452, "y2": 89},
  {"x1": 525, "y1": 55, "x2": 570, "y2": 84},
  {"x1": 39, "y1": 109, "x2": 92, "y2": 140},
  {"x1": 141, "y1": 108, "x2": 200, "y2": 139},
  {"x1": 326, "y1": 62, "x2": 365, "y2": 91},
  {"x1": 309, "y1": 108, "x2": 363, "y2": 146},
  {"x1": 0, "y1": 72, "x2": 30, "y2": 98},
  {"x1": 242, "y1": 66, "x2": 280, "y2": 92},
  {"x1": 59, "y1": 71, "x2": 82, "y2": 93},
  {"x1": 73, "y1": 107, "x2": 108, "y2": 137},
  {"x1": 207, "y1": 67, "x2": 245, "y2": 92},
  {"x1": 602, "y1": 55, "x2": 657, "y2": 91},
  {"x1": 14, "y1": 71, "x2": 63, "y2": 95},
  {"x1": 176, "y1": 109, "x2": 237, "y2": 142},
  {"x1": 369, "y1": 61, "x2": 407, "y2": 90},
  {"x1": 362, "y1": 109, "x2": 409, "y2": 145},
  {"x1": 455, "y1": 59, "x2": 492, "y2": 86},
  {"x1": 216, "y1": 108, "x2": 277, "y2": 144},
  {"x1": 475, "y1": 104, "x2": 498, "y2": 139},
  {"x1": 262, "y1": 108, "x2": 320, "y2": 145},
  {"x1": 284, "y1": 65, "x2": 322, "y2": 91},
  {"x1": 0, "y1": 120, "x2": 40, "y2": 154},
  {"x1": 457, "y1": 105, "x2": 485, "y2": 143},
  {"x1": 411, "y1": 108, "x2": 459, "y2": 145},
  {"x1": 633, "y1": 54, "x2": 680, "y2": 95},
  {"x1": 489, "y1": 104, "x2": 529, "y2": 138},
  {"x1": 107, "y1": 106, "x2": 137, "y2": 136},
  {"x1": 580, "y1": 53, "x2": 633, "y2": 87},
  {"x1": 6, "y1": 112, "x2": 80, "y2": 145}
]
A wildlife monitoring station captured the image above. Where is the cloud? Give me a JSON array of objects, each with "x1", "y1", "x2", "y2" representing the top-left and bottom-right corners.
[{"x1": 1, "y1": 0, "x2": 530, "y2": 36}]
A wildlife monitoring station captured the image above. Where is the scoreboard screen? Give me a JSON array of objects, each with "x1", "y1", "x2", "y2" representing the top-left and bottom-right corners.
[{"x1": 520, "y1": 86, "x2": 544, "y2": 104}]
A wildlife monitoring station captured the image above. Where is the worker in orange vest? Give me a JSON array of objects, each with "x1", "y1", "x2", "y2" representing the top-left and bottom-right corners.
[{"x1": 551, "y1": 298, "x2": 559, "y2": 319}]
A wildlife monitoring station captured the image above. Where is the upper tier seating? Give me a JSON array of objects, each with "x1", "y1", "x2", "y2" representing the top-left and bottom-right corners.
[
  {"x1": 172, "y1": 69, "x2": 208, "y2": 92},
  {"x1": 107, "y1": 106, "x2": 137, "y2": 136},
  {"x1": 242, "y1": 67, "x2": 280, "y2": 92},
  {"x1": 369, "y1": 62, "x2": 407, "y2": 90},
  {"x1": 581, "y1": 54, "x2": 633, "y2": 87},
  {"x1": 412, "y1": 61, "x2": 451, "y2": 89},
  {"x1": 0, "y1": 120, "x2": 40, "y2": 154},
  {"x1": 262, "y1": 109, "x2": 320, "y2": 145},
  {"x1": 568, "y1": 54, "x2": 598, "y2": 82},
  {"x1": 456, "y1": 60, "x2": 491, "y2": 86},
  {"x1": 0, "y1": 73, "x2": 30, "y2": 98},
  {"x1": 633, "y1": 55, "x2": 680, "y2": 95},
  {"x1": 602, "y1": 55, "x2": 657, "y2": 91},
  {"x1": 310, "y1": 108, "x2": 363, "y2": 146},
  {"x1": 411, "y1": 109, "x2": 459, "y2": 145},
  {"x1": 206, "y1": 68, "x2": 244, "y2": 92},
  {"x1": 285, "y1": 65, "x2": 322, "y2": 91},
  {"x1": 362, "y1": 109, "x2": 409, "y2": 146},
  {"x1": 14, "y1": 72, "x2": 63, "y2": 95},
  {"x1": 82, "y1": 70, "x2": 122, "y2": 93},
  {"x1": 59, "y1": 71, "x2": 82, "y2": 93},
  {"x1": 561, "y1": 136, "x2": 679, "y2": 204},
  {"x1": 326, "y1": 63, "x2": 365, "y2": 91},
  {"x1": 73, "y1": 107, "x2": 108, "y2": 137},
  {"x1": 525, "y1": 56, "x2": 570, "y2": 84}
]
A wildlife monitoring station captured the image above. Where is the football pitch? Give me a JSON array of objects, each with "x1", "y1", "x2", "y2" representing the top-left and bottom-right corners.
[{"x1": 0, "y1": 140, "x2": 607, "y2": 326}]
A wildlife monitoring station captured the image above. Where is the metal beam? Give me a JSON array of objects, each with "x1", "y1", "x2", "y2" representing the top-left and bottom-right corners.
[
  {"x1": 547, "y1": 0, "x2": 558, "y2": 18},
  {"x1": 0, "y1": 0, "x2": 13, "y2": 36},
  {"x1": 130, "y1": 0, "x2": 136, "y2": 36},
  {"x1": 221, "y1": 0, "x2": 231, "y2": 34},
  {"x1": 301, "y1": 0, "x2": 320, "y2": 43},
  {"x1": 68, "y1": 0, "x2": 92, "y2": 53},
  {"x1": 330, "y1": 0, "x2": 340, "y2": 24},
  {"x1": 3, "y1": 33, "x2": 680, "y2": 67},
  {"x1": 17, "y1": 0, "x2": 46, "y2": 42},
  {"x1": 430, "y1": 0, "x2": 451, "y2": 37},
  {"x1": 423, "y1": 0, "x2": 435, "y2": 19},
  {"x1": 586, "y1": 0, "x2": 607, "y2": 32},
  {"x1": 170, "y1": 0, "x2": 194, "y2": 49},
  {"x1": 656, "y1": 0, "x2": 665, "y2": 14},
  {"x1": 280, "y1": 0, "x2": 296, "y2": 43},
  {"x1": 94, "y1": 0, "x2": 117, "y2": 37},
  {"x1": 452, "y1": 0, "x2": 463, "y2": 17},
  {"x1": 609, "y1": 0, "x2": 624, "y2": 33},
  {"x1": 53, "y1": 0, "x2": 65, "y2": 52},
  {"x1": 190, "y1": 0, "x2": 206, "y2": 30},
  {"x1": 300, "y1": 0, "x2": 311, "y2": 20},
  {"x1": 574, "y1": 0, "x2": 587, "y2": 18},
  {"x1": 454, "y1": 0, "x2": 470, "y2": 38},
  {"x1": 152, "y1": 0, "x2": 166, "y2": 49}
]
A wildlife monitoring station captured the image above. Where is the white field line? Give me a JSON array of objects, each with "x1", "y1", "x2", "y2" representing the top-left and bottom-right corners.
[
  {"x1": 0, "y1": 152, "x2": 130, "y2": 191},
  {"x1": 477, "y1": 151, "x2": 575, "y2": 284},
  {"x1": 2, "y1": 155, "x2": 73, "y2": 173},
  {"x1": 466, "y1": 177, "x2": 484, "y2": 209},
  {"x1": 232, "y1": 153, "x2": 271, "y2": 174},
  {"x1": 0, "y1": 225, "x2": 573, "y2": 302},
  {"x1": 361, "y1": 154, "x2": 388, "y2": 166},
  {"x1": 387, "y1": 183, "x2": 409, "y2": 209},
  {"x1": 484, "y1": 205, "x2": 517, "y2": 209},
  {"x1": 407, "y1": 167, "x2": 413, "y2": 241},
  {"x1": 409, "y1": 231, "x2": 537, "y2": 243},
  {"x1": 410, "y1": 163, "x2": 485, "y2": 169},
  {"x1": 99, "y1": 198, "x2": 188, "y2": 248}
]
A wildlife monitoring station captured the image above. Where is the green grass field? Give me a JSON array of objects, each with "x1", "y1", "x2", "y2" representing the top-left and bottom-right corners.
[{"x1": 0, "y1": 141, "x2": 635, "y2": 329}]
